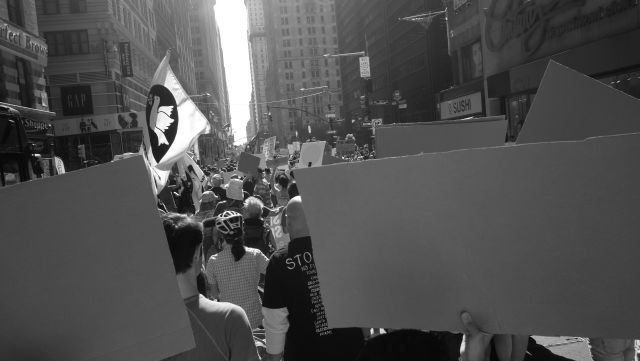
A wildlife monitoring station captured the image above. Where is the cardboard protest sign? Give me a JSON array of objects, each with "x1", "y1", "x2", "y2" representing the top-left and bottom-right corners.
[
  {"x1": 269, "y1": 208, "x2": 290, "y2": 250},
  {"x1": 287, "y1": 144, "x2": 295, "y2": 154},
  {"x1": 517, "y1": 61, "x2": 640, "y2": 144},
  {"x1": 295, "y1": 133, "x2": 640, "y2": 338},
  {"x1": 279, "y1": 148, "x2": 289, "y2": 156},
  {"x1": 238, "y1": 152, "x2": 260, "y2": 175},
  {"x1": 263, "y1": 136, "x2": 277, "y2": 158},
  {"x1": 292, "y1": 141, "x2": 301, "y2": 151},
  {"x1": 299, "y1": 141, "x2": 326, "y2": 168},
  {"x1": 375, "y1": 116, "x2": 507, "y2": 158},
  {"x1": 266, "y1": 157, "x2": 289, "y2": 169},
  {"x1": 0, "y1": 156, "x2": 194, "y2": 361},
  {"x1": 253, "y1": 153, "x2": 267, "y2": 169}
]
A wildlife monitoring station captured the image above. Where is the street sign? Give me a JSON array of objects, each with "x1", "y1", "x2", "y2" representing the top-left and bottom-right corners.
[
  {"x1": 359, "y1": 56, "x2": 371, "y2": 78},
  {"x1": 398, "y1": 99, "x2": 407, "y2": 109},
  {"x1": 362, "y1": 122, "x2": 372, "y2": 127},
  {"x1": 327, "y1": 130, "x2": 337, "y2": 134},
  {"x1": 372, "y1": 118, "x2": 383, "y2": 126},
  {"x1": 326, "y1": 113, "x2": 336, "y2": 118}
]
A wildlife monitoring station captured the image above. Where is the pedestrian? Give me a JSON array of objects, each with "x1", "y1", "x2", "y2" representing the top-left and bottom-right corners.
[
  {"x1": 261, "y1": 196, "x2": 365, "y2": 361},
  {"x1": 272, "y1": 173, "x2": 290, "y2": 207},
  {"x1": 161, "y1": 212, "x2": 260, "y2": 361},
  {"x1": 243, "y1": 196, "x2": 276, "y2": 256},
  {"x1": 206, "y1": 211, "x2": 269, "y2": 330}
]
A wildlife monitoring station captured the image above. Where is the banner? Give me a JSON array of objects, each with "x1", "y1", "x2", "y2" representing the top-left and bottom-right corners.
[
  {"x1": 142, "y1": 54, "x2": 210, "y2": 193},
  {"x1": 119, "y1": 42, "x2": 133, "y2": 78},
  {"x1": 61, "y1": 85, "x2": 93, "y2": 116},
  {"x1": 269, "y1": 209, "x2": 290, "y2": 250},
  {"x1": 178, "y1": 155, "x2": 207, "y2": 213},
  {"x1": 0, "y1": 156, "x2": 194, "y2": 361},
  {"x1": 263, "y1": 136, "x2": 277, "y2": 158}
]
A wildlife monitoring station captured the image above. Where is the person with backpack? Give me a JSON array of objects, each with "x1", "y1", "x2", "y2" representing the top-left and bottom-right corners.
[
  {"x1": 205, "y1": 211, "x2": 270, "y2": 330},
  {"x1": 243, "y1": 196, "x2": 276, "y2": 257}
]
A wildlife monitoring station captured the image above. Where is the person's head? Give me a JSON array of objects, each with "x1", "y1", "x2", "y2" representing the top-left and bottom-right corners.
[
  {"x1": 275, "y1": 173, "x2": 290, "y2": 190},
  {"x1": 211, "y1": 174, "x2": 223, "y2": 188},
  {"x1": 242, "y1": 177, "x2": 255, "y2": 195},
  {"x1": 285, "y1": 196, "x2": 310, "y2": 239},
  {"x1": 199, "y1": 191, "x2": 217, "y2": 212},
  {"x1": 243, "y1": 196, "x2": 264, "y2": 220},
  {"x1": 287, "y1": 182, "x2": 299, "y2": 199},
  {"x1": 162, "y1": 213, "x2": 203, "y2": 275},
  {"x1": 215, "y1": 210, "x2": 246, "y2": 261}
]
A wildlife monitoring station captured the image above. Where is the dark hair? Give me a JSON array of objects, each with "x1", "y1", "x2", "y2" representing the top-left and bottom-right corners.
[
  {"x1": 162, "y1": 213, "x2": 203, "y2": 274},
  {"x1": 287, "y1": 182, "x2": 299, "y2": 199},
  {"x1": 242, "y1": 177, "x2": 255, "y2": 196},
  {"x1": 356, "y1": 330, "x2": 444, "y2": 361},
  {"x1": 223, "y1": 228, "x2": 246, "y2": 262},
  {"x1": 289, "y1": 170, "x2": 295, "y2": 179},
  {"x1": 276, "y1": 173, "x2": 289, "y2": 189}
]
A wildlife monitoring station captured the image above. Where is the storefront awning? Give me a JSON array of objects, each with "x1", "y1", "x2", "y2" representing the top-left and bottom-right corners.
[{"x1": 0, "y1": 102, "x2": 56, "y2": 137}]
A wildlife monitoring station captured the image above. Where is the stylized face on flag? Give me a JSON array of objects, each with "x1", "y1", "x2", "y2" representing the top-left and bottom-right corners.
[{"x1": 146, "y1": 85, "x2": 179, "y2": 163}]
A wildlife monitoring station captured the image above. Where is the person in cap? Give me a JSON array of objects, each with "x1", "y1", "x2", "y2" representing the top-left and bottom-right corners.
[
  {"x1": 160, "y1": 213, "x2": 260, "y2": 361},
  {"x1": 214, "y1": 179, "x2": 244, "y2": 216},
  {"x1": 210, "y1": 174, "x2": 227, "y2": 202},
  {"x1": 254, "y1": 169, "x2": 272, "y2": 208},
  {"x1": 194, "y1": 191, "x2": 218, "y2": 222},
  {"x1": 206, "y1": 211, "x2": 269, "y2": 330},
  {"x1": 261, "y1": 196, "x2": 365, "y2": 361}
]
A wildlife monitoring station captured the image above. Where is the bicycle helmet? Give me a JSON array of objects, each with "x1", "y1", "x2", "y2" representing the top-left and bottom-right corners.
[{"x1": 215, "y1": 210, "x2": 243, "y2": 235}]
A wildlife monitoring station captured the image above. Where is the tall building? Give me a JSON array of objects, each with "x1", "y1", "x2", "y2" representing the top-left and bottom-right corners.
[
  {"x1": 38, "y1": 0, "x2": 161, "y2": 170},
  {"x1": 260, "y1": 0, "x2": 343, "y2": 146},
  {"x1": 245, "y1": 0, "x2": 269, "y2": 141},
  {"x1": 335, "y1": 0, "x2": 451, "y2": 146},
  {"x1": 0, "y1": 0, "x2": 53, "y2": 156},
  {"x1": 190, "y1": 0, "x2": 232, "y2": 163}
]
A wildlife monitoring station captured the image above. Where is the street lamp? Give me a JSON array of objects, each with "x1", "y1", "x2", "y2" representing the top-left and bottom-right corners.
[{"x1": 323, "y1": 51, "x2": 365, "y2": 58}]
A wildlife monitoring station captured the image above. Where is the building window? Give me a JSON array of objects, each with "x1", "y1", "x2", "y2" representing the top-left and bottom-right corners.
[
  {"x1": 44, "y1": 30, "x2": 90, "y2": 56},
  {"x1": 15, "y1": 58, "x2": 33, "y2": 107},
  {"x1": 7, "y1": 0, "x2": 23, "y2": 26},
  {"x1": 70, "y1": 0, "x2": 87, "y2": 13},
  {"x1": 461, "y1": 40, "x2": 483, "y2": 82}
]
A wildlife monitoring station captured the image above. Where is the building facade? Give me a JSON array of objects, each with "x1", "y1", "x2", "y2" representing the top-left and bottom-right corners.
[
  {"x1": 440, "y1": 0, "x2": 640, "y2": 142},
  {"x1": 335, "y1": 0, "x2": 452, "y2": 146},
  {"x1": 245, "y1": 0, "x2": 269, "y2": 141},
  {"x1": 190, "y1": 0, "x2": 232, "y2": 163},
  {"x1": 0, "y1": 0, "x2": 54, "y2": 156},
  {"x1": 37, "y1": 0, "x2": 203, "y2": 171},
  {"x1": 262, "y1": 0, "x2": 343, "y2": 146}
]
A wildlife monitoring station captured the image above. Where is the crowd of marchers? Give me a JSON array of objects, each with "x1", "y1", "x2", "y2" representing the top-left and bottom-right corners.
[{"x1": 157, "y1": 159, "x2": 637, "y2": 361}]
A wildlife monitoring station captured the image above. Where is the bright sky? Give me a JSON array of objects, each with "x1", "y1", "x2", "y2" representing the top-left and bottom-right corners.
[{"x1": 215, "y1": 0, "x2": 251, "y2": 145}]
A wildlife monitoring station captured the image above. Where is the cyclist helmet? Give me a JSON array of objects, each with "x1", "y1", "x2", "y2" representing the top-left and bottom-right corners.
[{"x1": 215, "y1": 210, "x2": 243, "y2": 235}]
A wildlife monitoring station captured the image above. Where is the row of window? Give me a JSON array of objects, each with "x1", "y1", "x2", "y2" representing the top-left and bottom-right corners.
[
  {"x1": 284, "y1": 68, "x2": 339, "y2": 80},
  {"x1": 283, "y1": 26, "x2": 333, "y2": 36},
  {"x1": 279, "y1": 3, "x2": 335, "y2": 14},
  {"x1": 281, "y1": 16, "x2": 337, "y2": 29},
  {"x1": 283, "y1": 47, "x2": 326, "y2": 57},
  {"x1": 283, "y1": 58, "x2": 338, "y2": 69},
  {"x1": 36, "y1": 0, "x2": 87, "y2": 16}
]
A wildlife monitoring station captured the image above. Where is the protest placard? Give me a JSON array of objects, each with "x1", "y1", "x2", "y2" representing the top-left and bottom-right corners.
[
  {"x1": 517, "y1": 61, "x2": 640, "y2": 144},
  {"x1": 375, "y1": 116, "x2": 507, "y2": 158},
  {"x1": 287, "y1": 144, "x2": 295, "y2": 154},
  {"x1": 252, "y1": 153, "x2": 267, "y2": 169},
  {"x1": 266, "y1": 157, "x2": 289, "y2": 169},
  {"x1": 279, "y1": 148, "x2": 289, "y2": 156},
  {"x1": 292, "y1": 141, "x2": 301, "y2": 151},
  {"x1": 295, "y1": 133, "x2": 640, "y2": 338},
  {"x1": 299, "y1": 141, "x2": 326, "y2": 168},
  {"x1": 238, "y1": 152, "x2": 260, "y2": 175},
  {"x1": 0, "y1": 156, "x2": 194, "y2": 361},
  {"x1": 263, "y1": 136, "x2": 277, "y2": 158}
]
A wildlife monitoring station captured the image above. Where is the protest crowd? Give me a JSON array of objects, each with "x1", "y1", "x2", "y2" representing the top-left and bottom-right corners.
[{"x1": 153, "y1": 151, "x2": 636, "y2": 361}]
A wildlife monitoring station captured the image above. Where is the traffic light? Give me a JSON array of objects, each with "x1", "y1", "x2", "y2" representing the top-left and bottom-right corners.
[
  {"x1": 267, "y1": 106, "x2": 273, "y2": 122},
  {"x1": 77, "y1": 144, "x2": 86, "y2": 159}
]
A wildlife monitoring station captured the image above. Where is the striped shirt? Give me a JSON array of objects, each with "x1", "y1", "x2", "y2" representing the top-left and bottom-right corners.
[{"x1": 206, "y1": 245, "x2": 269, "y2": 329}]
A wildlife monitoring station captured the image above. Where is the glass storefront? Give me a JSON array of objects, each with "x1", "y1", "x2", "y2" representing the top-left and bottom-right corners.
[{"x1": 55, "y1": 129, "x2": 143, "y2": 170}]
